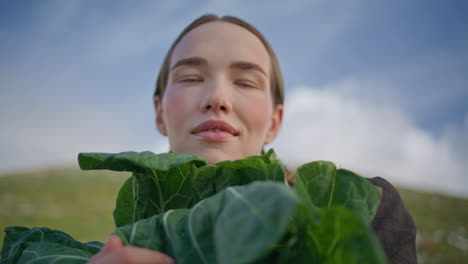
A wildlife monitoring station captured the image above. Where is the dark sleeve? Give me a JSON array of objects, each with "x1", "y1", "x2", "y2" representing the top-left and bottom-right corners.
[{"x1": 367, "y1": 177, "x2": 418, "y2": 264}]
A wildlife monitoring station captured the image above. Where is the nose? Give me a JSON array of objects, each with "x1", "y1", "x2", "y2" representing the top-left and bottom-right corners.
[{"x1": 200, "y1": 78, "x2": 232, "y2": 114}]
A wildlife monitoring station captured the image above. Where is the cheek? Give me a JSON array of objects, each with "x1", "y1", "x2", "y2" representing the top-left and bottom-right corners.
[
  {"x1": 162, "y1": 88, "x2": 195, "y2": 129},
  {"x1": 239, "y1": 95, "x2": 272, "y2": 133}
]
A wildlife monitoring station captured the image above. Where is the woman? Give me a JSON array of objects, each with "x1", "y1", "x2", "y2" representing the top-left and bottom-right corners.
[{"x1": 90, "y1": 14, "x2": 417, "y2": 264}]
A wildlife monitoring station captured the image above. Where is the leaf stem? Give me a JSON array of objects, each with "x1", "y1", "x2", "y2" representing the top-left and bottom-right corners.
[
  {"x1": 327, "y1": 166, "x2": 337, "y2": 208},
  {"x1": 151, "y1": 169, "x2": 165, "y2": 213}
]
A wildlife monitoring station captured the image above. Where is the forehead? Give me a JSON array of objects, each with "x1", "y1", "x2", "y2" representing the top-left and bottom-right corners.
[{"x1": 170, "y1": 21, "x2": 270, "y2": 73}]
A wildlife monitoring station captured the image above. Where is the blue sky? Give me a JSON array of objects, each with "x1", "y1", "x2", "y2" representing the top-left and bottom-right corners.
[{"x1": 1, "y1": 0, "x2": 467, "y2": 197}]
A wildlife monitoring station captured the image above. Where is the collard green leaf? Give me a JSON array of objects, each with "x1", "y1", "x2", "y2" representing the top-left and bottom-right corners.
[
  {"x1": 256, "y1": 203, "x2": 388, "y2": 263},
  {"x1": 295, "y1": 161, "x2": 382, "y2": 223},
  {"x1": 331, "y1": 169, "x2": 382, "y2": 224},
  {"x1": 214, "y1": 182, "x2": 295, "y2": 264},
  {"x1": 78, "y1": 151, "x2": 207, "y2": 227},
  {"x1": 78, "y1": 151, "x2": 206, "y2": 172},
  {"x1": 214, "y1": 148, "x2": 285, "y2": 186},
  {"x1": 113, "y1": 161, "x2": 202, "y2": 227},
  {"x1": 294, "y1": 161, "x2": 337, "y2": 208},
  {"x1": 115, "y1": 182, "x2": 298, "y2": 264},
  {"x1": 0, "y1": 226, "x2": 102, "y2": 264},
  {"x1": 193, "y1": 149, "x2": 285, "y2": 202},
  {"x1": 107, "y1": 149, "x2": 286, "y2": 227},
  {"x1": 314, "y1": 207, "x2": 387, "y2": 264},
  {"x1": 113, "y1": 177, "x2": 134, "y2": 227},
  {"x1": 115, "y1": 181, "x2": 387, "y2": 264}
]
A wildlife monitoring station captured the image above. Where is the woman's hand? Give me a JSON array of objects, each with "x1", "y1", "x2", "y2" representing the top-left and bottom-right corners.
[{"x1": 88, "y1": 235, "x2": 175, "y2": 264}]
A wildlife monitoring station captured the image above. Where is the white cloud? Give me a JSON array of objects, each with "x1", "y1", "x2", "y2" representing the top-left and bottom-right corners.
[{"x1": 269, "y1": 83, "x2": 468, "y2": 197}]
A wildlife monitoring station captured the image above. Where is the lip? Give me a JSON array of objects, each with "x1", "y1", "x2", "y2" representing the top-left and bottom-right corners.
[{"x1": 192, "y1": 120, "x2": 239, "y2": 142}]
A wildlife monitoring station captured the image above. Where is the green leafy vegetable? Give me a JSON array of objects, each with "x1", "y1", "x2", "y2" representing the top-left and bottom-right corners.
[
  {"x1": 0, "y1": 226, "x2": 102, "y2": 264},
  {"x1": 295, "y1": 161, "x2": 382, "y2": 224},
  {"x1": 79, "y1": 149, "x2": 284, "y2": 227},
  {"x1": 256, "y1": 206, "x2": 386, "y2": 263},
  {"x1": 116, "y1": 182, "x2": 298, "y2": 264},
  {"x1": 114, "y1": 182, "x2": 386, "y2": 264},
  {"x1": 79, "y1": 151, "x2": 208, "y2": 227},
  {"x1": 1, "y1": 149, "x2": 387, "y2": 264}
]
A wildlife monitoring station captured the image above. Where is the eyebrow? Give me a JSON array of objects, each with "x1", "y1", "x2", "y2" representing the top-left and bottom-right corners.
[
  {"x1": 171, "y1": 57, "x2": 207, "y2": 71},
  {"x1": 230, "y1": 61, "x2": 267, "y2": 77},
  {"x1": 170, "y1": 56, "x2": 267, "y2": 77}
]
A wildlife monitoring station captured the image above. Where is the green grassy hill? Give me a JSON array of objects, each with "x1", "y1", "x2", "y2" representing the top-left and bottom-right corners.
[
  {"x1": 398, "y1": 187, "x2": 468, "y2": 263},
  {"x1": 0, "y1": 168, "x2": 129, "y2": 245},
  {"x1": 0, "y1": 168, "x2": 467, "y2": 263}
]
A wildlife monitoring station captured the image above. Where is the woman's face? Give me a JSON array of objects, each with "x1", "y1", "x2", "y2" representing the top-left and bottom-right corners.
[{"x1": 155, "y1": 21, "x2": 283, "y2": 164}]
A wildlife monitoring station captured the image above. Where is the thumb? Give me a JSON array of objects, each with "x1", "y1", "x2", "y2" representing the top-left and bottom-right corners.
[
  {"x1": 100, "y1": 235, "x2": 123, "y2": 255},
  {"x1": 89, "y1": 235, "x2": 123, "y2": 263}
]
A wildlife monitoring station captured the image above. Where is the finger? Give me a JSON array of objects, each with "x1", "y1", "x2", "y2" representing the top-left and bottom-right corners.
[{"x1": 103, "y1": 246, "x2": 175, "y2": 264}]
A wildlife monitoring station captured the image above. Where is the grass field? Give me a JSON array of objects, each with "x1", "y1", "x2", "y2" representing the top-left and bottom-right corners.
[{"x1": 1, "y1": 168, "x2": 467, "y2": 263}]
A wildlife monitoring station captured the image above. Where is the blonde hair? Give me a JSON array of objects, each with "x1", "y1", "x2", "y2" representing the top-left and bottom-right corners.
[{"x1": 154, "y1": 14, "x2": 284, "y2": 106}]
